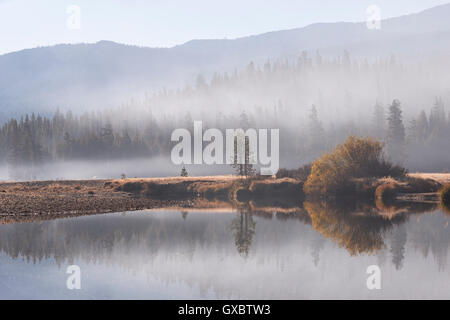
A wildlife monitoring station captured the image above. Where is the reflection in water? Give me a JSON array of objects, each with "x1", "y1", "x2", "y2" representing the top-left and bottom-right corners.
[
  {"x1": 0, "y1": 200, "x2": 450, "y2": 299},
  {"x1": 231, "y1": 211, "x2": 256, "y2": 257},
  {"x1": 304, "y1": 201, "x2": 409, "y2": 256}
]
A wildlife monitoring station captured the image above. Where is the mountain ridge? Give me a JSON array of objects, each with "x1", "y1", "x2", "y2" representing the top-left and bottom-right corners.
[{"x1": 1, "y1": 3, "x2": 450, "y2": 118}]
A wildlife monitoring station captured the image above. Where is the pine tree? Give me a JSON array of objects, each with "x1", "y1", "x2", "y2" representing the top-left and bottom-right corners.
[
  {"x1": 386, "y1": 99, "x2": 405, "y2": 161},
  {"x1": 429, "y1": 97, "x2": 446, "y2": 139},
  {"x1": 416, "y1": 110, "x2": 429, "y2": 142},
  {"x1": 372, "y1": 101, "x2": 385, "y2": 138},
  {"x1": 308, "y1": 105, "x2": 325, "y2": 155}
]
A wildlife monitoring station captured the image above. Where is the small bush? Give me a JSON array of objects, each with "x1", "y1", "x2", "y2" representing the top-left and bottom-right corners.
[
  {"x1": 403, "y1": 178, "x2": 441, "y2": 193},
  {"x1": 440, "y1": 185, "x2": 450, "y2": 213},
  {"x1": 375, "y1": 183, "x2": 398, "y2": 203},
  {"x1": 276, "y1": 168, "x2": 293, "y2": 179},
  {"x1": 180, "y1": 166, "x2": 188, "y2": 177},
  {"x1": 249, "y1": 178, "x2": 304, "y2": 198},
  {"x1": 276, "y1": 164, "x2": 312, "y2": 181},
  {"x1": 117, "y1": 182, "x2": 143, "y2": 193}
]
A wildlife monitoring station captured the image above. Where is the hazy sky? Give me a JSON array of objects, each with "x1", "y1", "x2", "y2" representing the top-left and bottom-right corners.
[{"x1": 1, "y1": 0, "x2": 449, "y2": 55}]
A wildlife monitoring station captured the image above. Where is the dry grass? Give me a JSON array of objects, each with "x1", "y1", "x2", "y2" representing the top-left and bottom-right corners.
[
  {"x1": 408, "y1": 173, "x2": 450, "y2": 184},
  {"x1": 112, "y1": 175, "x2": 240, "y2": 184},
  {"x1": 112, "y1": 176, "x2": 304, "y2": 202}
]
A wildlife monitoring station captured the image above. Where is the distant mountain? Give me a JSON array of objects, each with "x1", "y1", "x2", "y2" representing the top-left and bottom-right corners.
[{"x1": 1, "y1": 4, "x2": 450, "y2": 118}]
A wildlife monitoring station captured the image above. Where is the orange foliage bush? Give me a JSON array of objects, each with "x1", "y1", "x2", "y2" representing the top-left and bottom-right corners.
[{"x1": 304, "y1": 136, "x2": 406, "y2": 196}]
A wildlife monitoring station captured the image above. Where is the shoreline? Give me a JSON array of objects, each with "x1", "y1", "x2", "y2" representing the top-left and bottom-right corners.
[{"x1": 1, "y1": 174, "x2": 449, "y2": 224}]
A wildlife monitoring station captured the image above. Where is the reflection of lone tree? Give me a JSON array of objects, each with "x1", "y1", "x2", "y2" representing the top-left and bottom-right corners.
[{"x1": 231, "y1": 212, "x2": 256, "y2": 257}]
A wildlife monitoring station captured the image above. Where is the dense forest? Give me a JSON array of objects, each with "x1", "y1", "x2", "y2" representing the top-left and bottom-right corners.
[{"x1": 1, "y1": 52, "x2": 449, "y2": 179}]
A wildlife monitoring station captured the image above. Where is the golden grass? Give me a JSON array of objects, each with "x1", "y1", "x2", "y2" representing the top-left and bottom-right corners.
[
  {"x1": 408, "y1": 173, "x2": 450, "y2": 184},
  {"x1": 111, "y1": 175, "x2": 241, "y2": 184}
]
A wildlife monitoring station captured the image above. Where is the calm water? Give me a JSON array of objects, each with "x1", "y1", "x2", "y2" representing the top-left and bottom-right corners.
[{"x1": 1, "y1": 204, "x2": 450, "y2": 299}]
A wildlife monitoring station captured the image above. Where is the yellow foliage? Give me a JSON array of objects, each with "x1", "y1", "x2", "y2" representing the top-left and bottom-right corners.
[{"x1": 304, "y1": 136, "x2": 404, "y2": 196}]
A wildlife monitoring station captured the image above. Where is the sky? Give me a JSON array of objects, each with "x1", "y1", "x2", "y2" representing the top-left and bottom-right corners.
[{"x1": 0, "y1": 0, "x2": 449, "y2": 55}]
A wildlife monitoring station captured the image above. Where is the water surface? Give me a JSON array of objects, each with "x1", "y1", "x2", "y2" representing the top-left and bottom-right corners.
[{"x1": 0, "y1": 205, "x2": 449, "y2": 299}]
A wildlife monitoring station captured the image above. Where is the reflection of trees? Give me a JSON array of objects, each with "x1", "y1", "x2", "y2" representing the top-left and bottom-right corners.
[
  {"x1": 408, "y1": 209, "x2": 450, "y2": 270},
  {"x1": 304, "y1": 201, "x2": 408, "y2": 256},
  {"x1": 0, "y1": 212, "x2": 229, "y2": 268},
  {"x1": 231, "y1": 211, "x2": 256, "y2": 257},
  {"x1": 390, "y1": 224, "x2": 407, "y2": 270},
  {"x1": 310, "y1": 236, "x2": 326, "y2": 266},
  {"x1": 1, "y1": 201, "x2": 449, "y2": 273}
]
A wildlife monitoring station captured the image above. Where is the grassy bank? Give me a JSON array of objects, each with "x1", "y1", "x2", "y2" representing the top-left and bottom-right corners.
[
  {"x1": 113, "y1": 176, "x2": 305, "y2": 202},
  {"x1": 2, "y1": 171, "x2": 449, "y2": 222}
]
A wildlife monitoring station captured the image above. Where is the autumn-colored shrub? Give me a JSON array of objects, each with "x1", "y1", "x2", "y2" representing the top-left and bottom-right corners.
[
  {"x1": 304, "y1": 136, "x2": 406, "y2": 197},
  {"x1": 375, "y1": 183, "x2": 398, "y2": 201},
  {"x1": 374, "y1": 183, "x2": 399, "y2": 211}
]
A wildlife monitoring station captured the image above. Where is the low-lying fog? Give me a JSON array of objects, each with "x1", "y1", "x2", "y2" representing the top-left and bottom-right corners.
[{"x1": 0, "y1": 157, "x2": 239, "y2": 181}]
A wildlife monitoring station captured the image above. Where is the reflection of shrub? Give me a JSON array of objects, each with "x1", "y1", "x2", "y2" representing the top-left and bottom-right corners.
[
  {"x1": 304, "y1": 201, "x2": 406, "y2": 255},
  {"x1": 304, "y1": 136, "x2": 406, "y2": 197},
  {"x1": 440, "y1": 185, "x2": 450, "y2": 213},
  {"x1": 375, "y1": 183, "x2": 399, "y2": 211}
]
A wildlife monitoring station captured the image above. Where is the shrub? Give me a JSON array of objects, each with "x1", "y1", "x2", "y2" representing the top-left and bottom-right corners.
[
  {"x1": 180, "y1": 166, "x2": 188, "y2": 177},
  {"x1": 440, "y1": 184, "x2": 450, "y2": 213},
  {"x1": 116, "y1": 182, "x2": 143, "y2": 193},
  {"x1": 276, "y1": 164, "x2": 312, "y2": 181},
  {"x1": 304, "y1": 136, "x2": 406, "y2": 196},
  {"x1": 375, "y1": 183, "x2": 398, "y2": 207},
  {"x1": 276, "y1": 168, "x2": 293, "y2": 179},
  {"x1": 249, "y1": 178, "x2": 304, "y2": 198}
]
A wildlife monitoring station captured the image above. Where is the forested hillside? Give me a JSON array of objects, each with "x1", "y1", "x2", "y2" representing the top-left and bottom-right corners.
[{"x1": 1, "y1": 52, "x2": 449, "y2": 179}]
